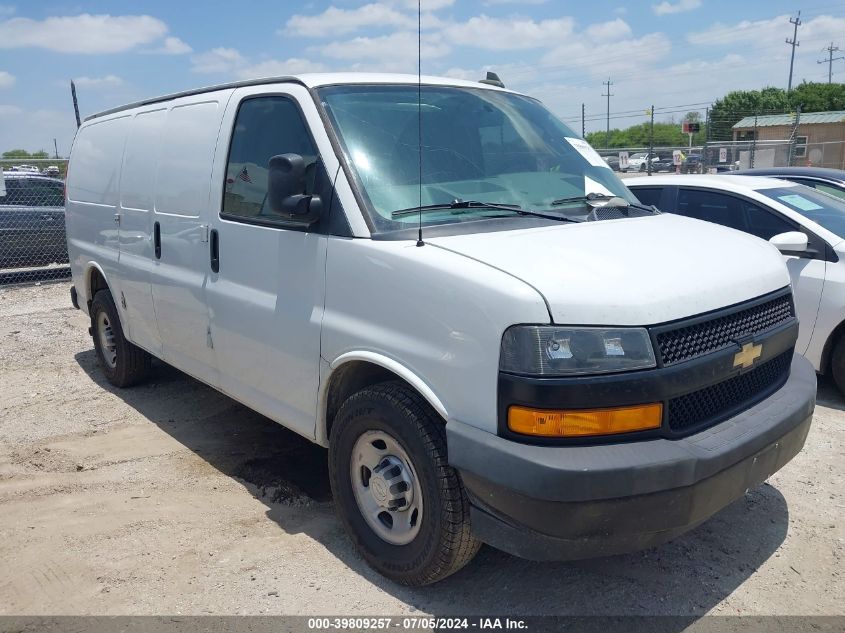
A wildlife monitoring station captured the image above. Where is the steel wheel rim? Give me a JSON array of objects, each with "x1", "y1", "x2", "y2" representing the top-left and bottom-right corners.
[
  {"x1": 97, "y1": 312, "x2": 117, "y2": 369},
  {"x1": 350, "y1": 430, "x2": 423, "y2": 546}
]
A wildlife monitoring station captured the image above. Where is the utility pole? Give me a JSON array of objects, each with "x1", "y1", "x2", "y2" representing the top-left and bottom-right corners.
[
  {"x1": 647, "y1": 106, "x2": 654, "y2": 176},
  {"x1": 786, "y1": 11, "x2": 801, "y2": 91},
  {"x1": 581, "y1": 103, "x2": 585, "y2": 138},
  {"x1": 818, "y1": 42, "x2": 844, "y2": 84},
  {"x1": 602, "y1": 79, "x2": 613, "y2": 149},
  {"x1": 53, "y1": 138, "x2": 59, "y2": 159}
]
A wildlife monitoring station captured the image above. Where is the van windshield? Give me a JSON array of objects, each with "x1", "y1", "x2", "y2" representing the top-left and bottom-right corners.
[{"x1": 317, "y1": 85, "x2": 635, "y2": 233}]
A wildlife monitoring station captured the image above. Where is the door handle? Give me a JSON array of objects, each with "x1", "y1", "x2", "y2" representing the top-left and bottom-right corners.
[
  {"x1": 153, "y1": 221, "x2": 161, "y2": 259},
  {"x1": 210, "y1": 228, "x2": 219, "y2": 273}
]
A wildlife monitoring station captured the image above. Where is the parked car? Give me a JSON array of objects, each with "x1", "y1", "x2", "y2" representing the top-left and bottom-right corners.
[
  {"x1": 734, "y1": 167, "x2": 845, "y2": 200},
  {"x1": 66, "y1": 74, "x2": 814, "y2": 585},
  {"x1": 626, "y1": 151, "x2": 658, "y2": 172},
  {"x1": 602, "y1": 155, "x2": 620, "y2": 171},
  {"x1": 43, "y1": 165, "x2": 61, "y2": 177},
  {"x1": 681, "y1": 153, "x2": 703, "y2": 174},
  {"x1": 629, "y1": 174, "x2": 845, "y2": 391},
  {"x1": 0, "y1": 172, "x2": 67, "y2": 268}
]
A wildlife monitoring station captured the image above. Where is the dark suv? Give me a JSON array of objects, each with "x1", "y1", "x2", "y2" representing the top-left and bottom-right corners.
[{"x1": 0, "y1": 172, "x2": 67, "y2": 268}]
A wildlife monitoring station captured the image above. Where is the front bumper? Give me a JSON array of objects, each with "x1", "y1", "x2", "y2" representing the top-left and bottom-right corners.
[{"x1": 446, "y1": 354, "x2": 815, "y2": 560}]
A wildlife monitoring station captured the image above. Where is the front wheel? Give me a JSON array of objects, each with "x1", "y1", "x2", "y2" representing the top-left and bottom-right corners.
[
  {"x1": 830, "y1": 335, "x2": 845, "y2": 395},
  {"x1": 329, "y1": 381, "x2": 480, "y2": 585}
]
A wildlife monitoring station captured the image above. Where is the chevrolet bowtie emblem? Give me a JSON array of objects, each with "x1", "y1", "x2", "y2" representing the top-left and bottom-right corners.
[{"x1": 734, "y1": 342, "x2": 763, "y2": 369}]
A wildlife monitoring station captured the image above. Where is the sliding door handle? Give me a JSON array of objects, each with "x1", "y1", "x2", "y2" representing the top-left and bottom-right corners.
[
  {"x1": 153, "y1": 221, "x2": 161, "y2": 259},
  {"x1": 210, "y1": 228, "x2": 219, "y2": 273}
]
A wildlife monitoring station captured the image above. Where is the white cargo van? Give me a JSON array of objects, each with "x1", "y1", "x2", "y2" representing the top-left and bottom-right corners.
[{"x1": 66, "y1": 74, "x2": 815, "y2": 586}]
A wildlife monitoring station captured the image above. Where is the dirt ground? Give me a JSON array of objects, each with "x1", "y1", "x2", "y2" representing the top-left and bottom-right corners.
[{"x1": 0, "y1": 281, "x2": 842, "y2": 616}]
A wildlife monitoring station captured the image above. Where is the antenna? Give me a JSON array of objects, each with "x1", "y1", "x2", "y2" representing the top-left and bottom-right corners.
[
  {"x1": 416, "y1": 0, "x2": 424, "y2": 247},
  {"x1": 70, "y1": 80, "x2": 81, "y2": 128}
]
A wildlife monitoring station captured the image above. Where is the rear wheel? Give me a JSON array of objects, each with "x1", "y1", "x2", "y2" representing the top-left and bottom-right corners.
[
  {"x1": 329, "y1": 381, "x2": 480, "y2": 585},
  {"x1": 90, "y1": 289, "x2": 151, "y2": 387}
]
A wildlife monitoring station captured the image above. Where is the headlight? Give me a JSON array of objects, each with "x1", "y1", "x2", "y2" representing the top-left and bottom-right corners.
[{"x1": 500, "y1": 325, "x2": 656, "y2": 376}]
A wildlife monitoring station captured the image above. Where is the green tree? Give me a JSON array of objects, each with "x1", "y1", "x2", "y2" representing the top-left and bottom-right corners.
[
  {"x1": 2, "y1": 149, "x2": 32, "y2": 159},
  {"x1": 31, "y1": 150, "x2": 49, "y2": 159},
  {"x1": 708, "y1": 87, "x2": 790, "y2": 141},
  {"x1": 586, "y1": 121, "x2": 706, "y2": 149},
  {"x1": 790, "y1": 81, "x2": 845, "y2": 112}
]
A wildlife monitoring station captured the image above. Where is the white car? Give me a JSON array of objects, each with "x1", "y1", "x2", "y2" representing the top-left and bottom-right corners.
[
  {"x1": 630, "y1": 174, "x2": 845, "y2": 390},
  {"x1": 625, "y1": 151, "x2": 658, "y2": 172},
  {"x1": 64, "y1": 74, "x2": 815, "y2": 585}
]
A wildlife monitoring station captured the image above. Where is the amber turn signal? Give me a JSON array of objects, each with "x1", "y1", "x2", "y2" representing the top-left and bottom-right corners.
[{"x1": 508, "y1": 403, "x2": 663, "y2": 437}]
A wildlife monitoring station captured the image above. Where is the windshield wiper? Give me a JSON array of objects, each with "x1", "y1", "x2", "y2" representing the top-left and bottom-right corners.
[
  {"x1": 391, "y1": 199, "x2": 522, "y2": 217},
  {"x1": 391, "y1": 199, "x2": 580, "y2": 222},
  {"x1": 550, "y1": 192, "x2": 658, "y2": 214}
]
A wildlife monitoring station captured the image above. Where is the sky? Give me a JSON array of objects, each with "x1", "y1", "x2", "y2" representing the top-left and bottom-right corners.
[{"x1": 1, "y1": 0, "x2": 844, "y2": 156}]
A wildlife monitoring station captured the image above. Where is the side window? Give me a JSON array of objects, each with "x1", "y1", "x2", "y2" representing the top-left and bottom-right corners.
[
  {"x1": 742, "y1": 202, "x2": 794, "y2": 240},
  {"x1": 815, "y1": 183, "x2": 845, "y2": 201},
  {"x1": 0, "y1": 178, "x2": 23, "y2": 205},
  {"x1": 792, "y1": 179, "x2": 845, "y2": 201},
  {"x1": 676, "y1": 188, "x2": 745, "y2": 232},
  {"x1": 632, "y1": 187, "x2": 663, "y2": 209},
  {"x1": 223, "y1": 96, "x2": 317, "y2": 220},
  {"x1": 24, "y1": 180, "x2": 64, "y2": 207}
]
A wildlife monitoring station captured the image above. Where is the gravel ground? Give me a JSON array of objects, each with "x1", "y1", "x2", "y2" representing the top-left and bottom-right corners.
[{"x1": 0, "y1": 281, "x2": 842, "y2": 616}]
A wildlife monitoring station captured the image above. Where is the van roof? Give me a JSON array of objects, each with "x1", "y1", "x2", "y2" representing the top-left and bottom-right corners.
[{"x1": 84, "y1": 72, "x2": 517, "y2": 122}]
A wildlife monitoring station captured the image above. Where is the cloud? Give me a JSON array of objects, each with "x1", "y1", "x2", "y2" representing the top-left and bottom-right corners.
[
  {"x1": 190, "y1": 47, "x2": 246, "y2": 74},
  {"x1": 285, "y1": 3, "x2": 413, "y2": 36},
  {"x1": 385, "y1": 0, "x2": 454, "y2": 10},
  {"x1": 539, "y1": 25, "x2": 670, "y2": 78},
  {"x1": 443, "y1": 15, "x2": 574, "y2": 50},
  {"x1": 0, "y1": 70, "x2": 14, "y2": 88},
  {"x1": 191, "y1": 49, "x2": 327, "y2": 78},
  {"x1": 236, "y1": 58, "x2": 328, "y2": 79},
  {"x1": 483, "y1": 0, "x2": 547, "y2": 4},
  {"x1": 652, "y1": 0, "x2": 701, "y2": 15},
  {"x1": 689, "y1": 14, "x2": 845, "y2": 52},
  {"x1": 147, "y1": 36, "x2": 192, "y2": 55},
  {"x1": 585, "y1": 17, "x2": 632, "y2": 40},
  {"x1": 318, "y1": 31, "x2": 450, "y2": 68},
  {"x1": 73, "y1": 75, "x2": 124, "y2": 88},
  {"x1": 0, "y1": 106, "x2": 77, "y2": 156},
  {"x1": 0, "y1": 14, "x2": 169, "y2": 53}
]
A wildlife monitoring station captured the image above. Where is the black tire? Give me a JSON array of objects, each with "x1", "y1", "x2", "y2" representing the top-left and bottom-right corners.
[
  {"x1": 90, "y1": 289, "x2": 151, "y2": 388},
  {"x1": 329, "y1": 381, "x2": 480, "y2": 585},
  {"x1": 830, "y1": 335, "x2": 845, "y2": 395}
]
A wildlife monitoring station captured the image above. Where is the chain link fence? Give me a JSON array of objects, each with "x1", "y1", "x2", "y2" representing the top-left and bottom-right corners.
[{"x1": 0, "y1": 159, "x2": 70, "y2": 285}]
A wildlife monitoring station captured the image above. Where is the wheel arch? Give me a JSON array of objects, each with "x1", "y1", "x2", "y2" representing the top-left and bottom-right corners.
[
  {"x1": 83, "y1": 263, "x2": 111, "y2": 312},
  {"x1": 317, "y1": 352, "x2": 449, "y2": 447},
  {"x1": 819, "y1": 316, "x2": 845, "y2": 374}
]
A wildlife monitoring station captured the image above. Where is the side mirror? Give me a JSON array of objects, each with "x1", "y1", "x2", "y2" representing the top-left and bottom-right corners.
[
  {"x1": 769, "y1": 231, "x2": 808, "y2": 253},
  {"x1": 267, "y1": 153, "x2": 322, "y2": 224}
]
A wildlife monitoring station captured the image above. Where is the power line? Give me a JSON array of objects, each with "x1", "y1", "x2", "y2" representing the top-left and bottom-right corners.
[
  {"x1": 818, "y1": 42, "x2": 845, "y2": 83},
  {"x1": 786, "y1": 10, "x2": 802, "y2": 91}
]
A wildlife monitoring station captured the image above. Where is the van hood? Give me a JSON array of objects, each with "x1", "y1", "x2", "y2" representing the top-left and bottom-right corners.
[{"x1": 427, "y1": 214, "x2": 790, "y2": 326}]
